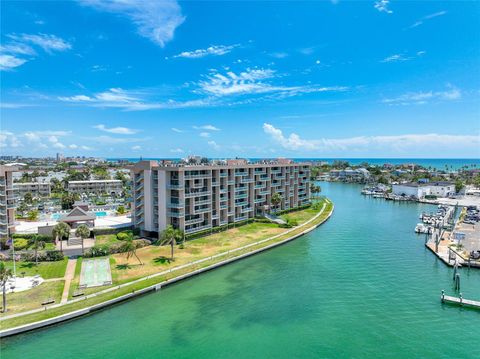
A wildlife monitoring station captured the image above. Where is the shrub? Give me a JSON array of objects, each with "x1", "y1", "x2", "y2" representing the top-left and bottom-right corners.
[
  {"x1": 93, "y1": 226, "x2": 135, "y2": 236},
  {"x1": 38, "y1": 250, "x2": 64, "y2": 262},
  {"x1": 116, "y1": 232, "x2": 130, "y2": 241},
  {"x1": 14, "y1": 238, "x2": 29, "y2": 250},
  {"x1": 84, "y1": 244, "x2": 110, "y2": 258},
  {"x1": 134, "y1": 239, "x2": 151, "y2": 248},
  {"x1": 12, "y1": 233, "x2": 54, "y2": 243}
]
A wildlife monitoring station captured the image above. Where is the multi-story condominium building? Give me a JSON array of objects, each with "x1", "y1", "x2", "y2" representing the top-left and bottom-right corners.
[
  {"x1": 131, "y1": 159, "x2": 311, "y2": 237},
  {"x1": 0, "y1": 165, "x2": 18, "y2": 240},
  {"x1": 14, "y1": 182, "x2": 51, "y2": 198},
  {"x1": 67, "y1": 179, "x2": 123, "y2": 196}
]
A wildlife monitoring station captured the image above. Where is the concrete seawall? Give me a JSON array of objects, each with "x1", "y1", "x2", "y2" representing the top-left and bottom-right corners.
[{"x1": 0, "y1": 204, "x2": 334, "y2": 338}]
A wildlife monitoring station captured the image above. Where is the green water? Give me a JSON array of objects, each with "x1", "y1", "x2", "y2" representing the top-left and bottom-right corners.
[{"x1": 2, "y1": 183, "x2": 479, "y2": 358}]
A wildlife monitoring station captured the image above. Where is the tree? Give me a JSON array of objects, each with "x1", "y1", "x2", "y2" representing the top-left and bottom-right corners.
[
  {"x1": 61, "y1": 193, "x2": 78, "y2": 210},
  {"x1": 53, "y1": 222, "x2": 70, "y2": 253},
  {"x1": 122, "y1": 235, "x2": 142, "y2": 265},
  {"x1": 23, "y1": 192, "x2": 33, "y2": 204},
  {"x1": 116, "y1": 205, "x2": 126, "y2": 215},
  {"x1": 271, "y1": 193, "x2": 282, "y2": 213},
  {"x1": 310, "y1": 183, "x2": 321, "y2": 199},
  {"x1": 27, "y1": 210, "x2": 39, "y2": 221},
  {"x1": 159, "y1": 225, "x2": 183, "y2": 260},
  {"x1": 455, "y1": 180, "x2": 465, "y2": 194},
  {"x1": 31, "y1": 235, "x2": 45, "y2": 266},
  {"x1": 0, "y1": 261, "x2": 12, "y2": 313},
  {"x1": 75, "y1": 224, "x2": 90, "y2": 255}
]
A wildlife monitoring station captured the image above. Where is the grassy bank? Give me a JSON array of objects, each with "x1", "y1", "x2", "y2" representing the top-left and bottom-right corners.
[{"x1": 1, "y1": 199, "x2": 333, "y2": 330}]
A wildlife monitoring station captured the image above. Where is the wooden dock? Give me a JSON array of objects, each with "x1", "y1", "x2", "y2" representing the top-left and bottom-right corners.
[{"x1": 441, "y1": 291, "x2": 480, "y2": 309}]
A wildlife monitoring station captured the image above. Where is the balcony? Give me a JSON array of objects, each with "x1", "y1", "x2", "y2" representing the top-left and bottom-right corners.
[
  {"x1": 235, "y1": 193, "x2": 248, "y2": 199},
  {"x1": 185, "y1": 224, "x2": 212, "y2": 234},
  {"x1": 185, "y1": 189, "x2": 211, "y2": 198},
  {"x1": 219, "y1": 172, "x2": 228, "y2": 177},
  {"x1": 185, "y1": 217, "x2": 203, "y2": 225},
  {"x1": 241, "y1": 206, "x2": 253, "y2": 213},
  {"x1": 235, "y1": 215, "x2": 248, "y2": 222},
  {"x1": 167, "y1": 202, "x2": 185, "y2": 209},
  {"x1": 254, "y1": 184, "x2": 264, "y2": 189},
  {"x1": 234, "y1": 171, "x2": 247, "y2": 176},
  {"x1": 195, "y1": 206, "x2": 211, "y2": 214},
  {"x1": 235, "y1": 186, "x2": 247, "y2": 192},
  {"x1": 167, "y1": 182, "x2": 184, "y2": 189},
  {"x1": 227, "y1": 180, "x2": 235, "y2": 185},
  {"x1": 184, "y1": 173, "x2": 210, "y2": 179},
  {"x1": 254, "y1": 197, "x2": 266, "y2": 203},
  {"x1": 259, "y1": 190, "x2": 270, "y2": 195},
  {"x1": 220, "y1": 204, "x2": 228, "y2": 209},
  {"x1": 241, "y1": 177, "x2": 254, "y2": 184},
  {"x1": 194, "y1": 199, "x2": 211, "y2": 206},
  {"x1": 168, "y1": 211, "x2": 185, "y2": 218}
]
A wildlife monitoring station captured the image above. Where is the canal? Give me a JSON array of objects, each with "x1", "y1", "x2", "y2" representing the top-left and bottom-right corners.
[{"x1": 2, "y1": 182, "x2": 479, "y2": 358}]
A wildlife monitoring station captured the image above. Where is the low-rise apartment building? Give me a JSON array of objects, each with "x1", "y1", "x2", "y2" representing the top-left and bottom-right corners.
[
  {"x1": 14, "y1": 182, "x2": 51, "y2": 198},
  {"x1": 392, "y1": 181, "x2": 455, "y2": 199},
  {"x1": 67, "y1": 180, "x2": 123, "y2": 196},
  {"x1": 0, "y1": 165, "x2": 18, "y2": 240},
  {"x1": 131, "y1": 159, "x2": 311, "y2": 237}
]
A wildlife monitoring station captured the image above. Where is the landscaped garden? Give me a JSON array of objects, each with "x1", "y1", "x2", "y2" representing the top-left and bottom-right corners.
[{"x1": 1, "y1": 198, "x2": 333, "y2": 329}]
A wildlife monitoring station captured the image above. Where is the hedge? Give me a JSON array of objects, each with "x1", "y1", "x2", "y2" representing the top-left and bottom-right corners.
[
  {"x1": 93, "y1": 226, "x2": 136, "y2": 236},
  {"x1": 84, "y1": 239, "x2": 151, "y2": 258},
  {"x1": 12, "y1": 233, "x2": 54, "y2": 243},
  {"x1": 185, "y1": 219, "x2": 255, "y2": 240}
]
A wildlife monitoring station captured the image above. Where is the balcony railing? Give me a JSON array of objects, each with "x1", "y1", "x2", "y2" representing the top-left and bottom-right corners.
[
  {"x1": 185, "y1": 189, "x2": 211, "y2": 197},
  {"x1": 167, "y1": 202, "x2": 184, "y2": 208},
  {"x1": 168, "y1": 211, "x2": 185, "y2": 218},
  {"x1": 185, "y1": 224, "x2": 212, "y2": 234},
  {"x1": 185, "y1": 217, "x2": 203, "y2": 225},
  {"x1": 184, "y1": 173, "x2": 210, "y2": 179}
]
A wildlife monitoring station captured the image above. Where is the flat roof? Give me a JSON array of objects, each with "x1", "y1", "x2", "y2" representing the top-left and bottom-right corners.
[{"x1": 68, "y1": 180, "x2": 122, "y2": 184}]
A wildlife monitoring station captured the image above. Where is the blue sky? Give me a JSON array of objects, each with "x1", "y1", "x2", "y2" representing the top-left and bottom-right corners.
[{"x1": 1, "y1": 0, "x2": 479, "y2": 159}]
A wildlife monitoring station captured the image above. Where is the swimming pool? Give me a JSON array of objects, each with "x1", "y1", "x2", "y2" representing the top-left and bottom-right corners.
[{"x1": 50, "y1": 211, "x2": 108, "y2": 220}]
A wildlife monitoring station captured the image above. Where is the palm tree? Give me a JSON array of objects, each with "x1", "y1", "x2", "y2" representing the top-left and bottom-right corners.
[
  {"x1": 271, "y1": 193, "x2": 282, "y2": 213},
  {"x1": 0, "y1": 261, "x2": 13, "y2": 313},
  {"x1": 310, "y1": 183, "x2": 321, "y2": 199},
  {"x1": 31, "y1": 235, "x2": 45, "y2": 266},
  {"x1": 53, "y1": 222, "x2": 70, "y2": 253},
  {"x1": 75, "y1": 224, "x2": 90, "y2": 255},
  {"x1": 122, "y1": 235, "x2": 142, "y2": 265},
  {"x1": 159, "y1": 225, "x2": 183, "y2": 260}
]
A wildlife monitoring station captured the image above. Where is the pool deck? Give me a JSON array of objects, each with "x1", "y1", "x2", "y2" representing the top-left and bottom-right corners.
[{"x1": 15, "y1": 214, "x2": 132, "y2": 234}]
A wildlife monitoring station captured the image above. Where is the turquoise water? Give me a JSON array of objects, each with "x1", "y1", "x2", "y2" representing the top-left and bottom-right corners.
[
  {"x1": 3, "y1": 182, "x2": 479, "y2": 358},
  {"x1": 51, "y1": 211, "x2": 107, "y2": 220},
  {"x1": 108, "y1": 158, "x2": 480, "y2": 170}
]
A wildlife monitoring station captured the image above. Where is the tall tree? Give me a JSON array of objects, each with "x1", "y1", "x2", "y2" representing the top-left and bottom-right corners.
[
  {"x1": 159, "y1": 225, "x2": 183, "y2": 260},
  {"x1": 53, "y1": 222, "x2": 70, "y2": 253},
  {"x1": 0, "y1": 262, "x2": 12, "y2": 313},
  {"x1": 122, "y1": 235, "x2": 142, "y2": 265},
  {"x1": 31, "y1": 235, "x2": 45, "y2": 266},
  {"x1": 75, "y1": 224, "x2": 90, "y2": 255},
  {"x1": 271, "y1": 193, "x2": 282, "y2": 213}
]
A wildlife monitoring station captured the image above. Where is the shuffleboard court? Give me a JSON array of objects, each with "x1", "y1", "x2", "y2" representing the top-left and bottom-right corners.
[{"x1": 79, "y1": 258, "x2": 112, "y2": 288}]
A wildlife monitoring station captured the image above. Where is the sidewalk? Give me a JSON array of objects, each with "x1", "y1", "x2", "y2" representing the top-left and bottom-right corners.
[{"x1": 61, "y1": 259, "x2": 77, "y2": 304}]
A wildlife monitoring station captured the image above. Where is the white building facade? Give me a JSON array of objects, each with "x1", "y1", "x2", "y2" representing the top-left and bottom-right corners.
[
  {"x1": 131, "y1": 159, "x2": 311, "y2": 237},
  {"x1": 392, "y1": 181, "x2": 455, "y2": 199}
]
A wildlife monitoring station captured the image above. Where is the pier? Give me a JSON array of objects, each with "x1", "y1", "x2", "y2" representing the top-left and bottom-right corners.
[{"x1": 441, "y1": 291, "x2": 480, "y2": 309}]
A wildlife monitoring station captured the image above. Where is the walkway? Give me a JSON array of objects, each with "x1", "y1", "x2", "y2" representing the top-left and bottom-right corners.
[{"x1": 61, "y1": 259, "x2": 77, "y2": 304}]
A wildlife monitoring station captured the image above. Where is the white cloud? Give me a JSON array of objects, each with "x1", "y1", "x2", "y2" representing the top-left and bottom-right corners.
[
  {"x1": 197, "y1": 68, "x2": 348, "y2": 97},
  {"x1": 382, "y1": 86, "x2": 461, "y2": 105},
  {"x1": 1, "y1": 33, "x2": 71, "y2": 71},
  {"x1": 86, "y1": 135, "x2": 147, "y2": 144},
  {"x1": 409, "y1": 11, "x2": 447, "y2": 28},
  {"x1": 131, "y1": 145, "x2": 141, "y2": 150},
  {"x1": 7, "y1": 33, "x2": 71, "y2": 53},
  {"x1": 171, "y1": 127, "x2": 183, "y2": 133},
  {"x1": 270, "y1": 52, "x2": 288, "y2": 59},
  {"x1": 170, "y1": 148, "x2": 184, "y2": 153},
  {"x1": 0, "y1": 131, "x2": 22, "y2": 148},
  {"x1": 81, "y1": 145, "x2": 93, "y2": 150},
  {"x1": 207, "y1": 140, "x2": 220, "y2": 150},
  {"x1": 193, "y1": 125, "x2": 220, "y2": 131},
  {"x1": 94, "y1": 124, "x2": 139, "y2": 135},
  {"x1": 263, "y1": 123, "x2": 480, "y2": 154},
  {"x1": 374, "y1": 0, "x2": 392, "y2": 14},
  {"x1": 80, "y1": 0, "x2": 185, "y2": 47},
  {"x1": 199, "y1": 132, "x2": 210, "y2": 138},
  {"x1": 0, "y1": 55, "x2": 27, "y2": 71},
  {"x1": 172, "y1": 44, "x2": 239, "y2": 59},
  {"x1": 381, "y1": 51, "x2": 426, "y2": 63},
  {"x1": 69, "y1": 144, "x2": 78, "y2": 149}
]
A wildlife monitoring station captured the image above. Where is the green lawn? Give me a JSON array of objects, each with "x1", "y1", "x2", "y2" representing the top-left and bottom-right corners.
[
  {"x1": 95, "y1": 234, "x2": 122, "y2": 246},
  {"x1": 1, "y1": 281, "x2": 65, "y2": 315},
  {"x1": 4, "y1": 257, "x2": 68, "y2": 279}
]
